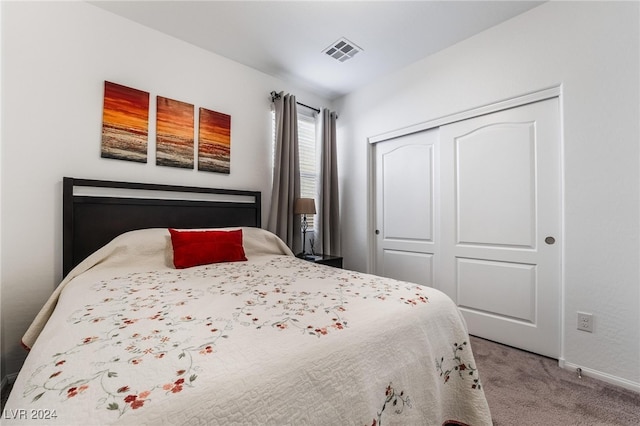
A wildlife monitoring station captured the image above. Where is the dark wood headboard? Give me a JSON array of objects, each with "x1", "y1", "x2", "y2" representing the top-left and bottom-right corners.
[{"x1": 63, "y1": 177, "x2": 261, "y2": 276}]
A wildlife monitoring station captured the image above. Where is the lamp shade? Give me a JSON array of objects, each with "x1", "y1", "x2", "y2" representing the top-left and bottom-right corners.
[{"x1": 294, "y1": 198, "x2": 316, "y2": 215}]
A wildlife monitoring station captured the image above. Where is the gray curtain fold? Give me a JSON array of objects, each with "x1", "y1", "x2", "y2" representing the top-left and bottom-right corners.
[
  {"x1": 267, "y1": 92, "x2": 301, "y2": 253},
  {"x1": 317, "y1": 108, "x2": 341, "y2": 255}
]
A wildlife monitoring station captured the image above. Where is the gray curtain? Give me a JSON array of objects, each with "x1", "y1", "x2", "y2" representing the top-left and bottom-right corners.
[
  {"x1": 267, "y1": 92, "x2": 301, "y2": 252},
  {"x1": 317, "y1": 108, "x2": 340, "y2": 255}
]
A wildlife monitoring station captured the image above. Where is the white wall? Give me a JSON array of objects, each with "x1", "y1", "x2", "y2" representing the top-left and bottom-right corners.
[
  {"x1": 0, "y1": 1, "x2": 330, "y2": 378},
  {"x1": 334, "y1": 1, "x2": 639, "y2": 389}
]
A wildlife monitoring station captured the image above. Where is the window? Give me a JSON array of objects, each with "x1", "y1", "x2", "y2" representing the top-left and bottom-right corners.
[{"x1": 272, "y1": 110, "x2": 318, "y2": 229}]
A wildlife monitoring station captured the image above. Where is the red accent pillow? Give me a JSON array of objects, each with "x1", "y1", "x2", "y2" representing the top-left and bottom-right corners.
[{"x1": 168, "y1": 228, "x2": 247, "y2": 269}]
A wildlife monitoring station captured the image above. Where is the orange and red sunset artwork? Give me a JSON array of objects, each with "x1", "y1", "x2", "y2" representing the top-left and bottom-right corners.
[
  {"x1": 156, "y1": 96, "x2": 194, "y2": 169},
  {"x1": 101, "y1": 81, "x2": 150, "y2": 163},
  {"x1": 198, "y1": 107, "x2": 231, "y2": 174}
]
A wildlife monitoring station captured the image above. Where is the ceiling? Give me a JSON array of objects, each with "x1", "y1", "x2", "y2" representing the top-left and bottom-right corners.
[{"x1": 90, "y1": 1, "x2": 544, "y2": 101}]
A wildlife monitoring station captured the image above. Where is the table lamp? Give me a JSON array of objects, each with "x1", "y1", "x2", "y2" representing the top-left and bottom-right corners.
[{"x1": 294, "y1": 198, "x2": 316, "y2": 258}]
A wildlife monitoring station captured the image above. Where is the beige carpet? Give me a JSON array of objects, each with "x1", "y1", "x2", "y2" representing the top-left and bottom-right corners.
[{"x1": 470, "y1": 336, "x2": 640, "y2": 426}]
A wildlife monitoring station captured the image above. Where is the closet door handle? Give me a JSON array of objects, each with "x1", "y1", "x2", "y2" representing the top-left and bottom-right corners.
[
  {"x1": 375, "y1": 229, "x2": 380, "y2": 235},
  {"x1": 545, "y1": 236, "x2": 556, "y2": 245}
]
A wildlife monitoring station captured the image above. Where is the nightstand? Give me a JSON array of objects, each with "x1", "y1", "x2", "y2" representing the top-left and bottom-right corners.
[{"x1": 300, "y1": 254, "x2": 343, "y2": 269}]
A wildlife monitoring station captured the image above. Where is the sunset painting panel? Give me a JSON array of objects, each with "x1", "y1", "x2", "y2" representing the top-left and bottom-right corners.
[
  {"x1": 156, "y1": 96, "x2": 194, "y2": 168},
  {"x1": 101, "y1": 81, "x2": 149, "y2": 163},
  {"x1": 198, "y1": 107, "x2": 231, "y2": 174}
]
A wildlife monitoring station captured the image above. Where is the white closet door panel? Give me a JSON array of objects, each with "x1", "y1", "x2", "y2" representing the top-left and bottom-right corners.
[
  {"x1": 383, "y1": 250, "x2": 434, "y2": 286},
  {"x1": 456, "y1": 123, "x2": 535, "y2": 248},
  {"x1": 382, "y1": 144, "x2": 433, "y2": 241},
  {"x1": 374, "y1": 130, "x2": 438, "y2": 287},
  {"x1": 456, "y1": 258, "x2": 536, "y2": 323},
  {"x1": 440, "y1": 98, "x2": 561, "y2": 358}
]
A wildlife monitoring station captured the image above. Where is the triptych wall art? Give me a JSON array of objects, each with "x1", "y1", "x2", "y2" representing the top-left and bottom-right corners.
[{"x1": 100, "y1": 81, "x2": 231, "y2": 174}]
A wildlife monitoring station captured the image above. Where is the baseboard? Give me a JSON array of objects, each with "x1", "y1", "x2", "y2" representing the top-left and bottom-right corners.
[{"x1": 559, "y1": 358, "x2": 640, "y2": 393}]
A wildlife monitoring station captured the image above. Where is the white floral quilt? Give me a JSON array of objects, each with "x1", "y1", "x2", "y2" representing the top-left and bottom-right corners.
[{"x1": 4, "y1": 228, "x2": 491, "y2": 425}]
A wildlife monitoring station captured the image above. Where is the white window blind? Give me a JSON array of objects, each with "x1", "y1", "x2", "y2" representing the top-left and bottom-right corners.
[{"x1": 272, "y1": 110, "x2": 318, "y2": 229}]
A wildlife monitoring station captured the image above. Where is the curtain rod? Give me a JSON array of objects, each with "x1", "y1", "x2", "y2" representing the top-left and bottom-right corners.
[{"x1": 270, "y1": 91, "x2": 320, "y2": 114}]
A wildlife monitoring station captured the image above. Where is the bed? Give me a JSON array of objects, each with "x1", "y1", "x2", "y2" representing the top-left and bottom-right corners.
[{"x1": 4, "y1": 177, "x2": 492, "y2": 425}]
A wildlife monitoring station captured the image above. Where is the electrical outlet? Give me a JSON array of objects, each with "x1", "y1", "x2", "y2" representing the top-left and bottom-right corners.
[{"x1": 577, "y1": 312, "x2": 593, "y2": 332}]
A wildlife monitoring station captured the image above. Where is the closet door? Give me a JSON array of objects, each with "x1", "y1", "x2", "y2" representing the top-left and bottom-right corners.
[
  {"x1": 439, "y1": 98, "x2": 561, "y2": 358},
  {"x1": 373, "y1": 129, "x2": 439, "y2": 286}
]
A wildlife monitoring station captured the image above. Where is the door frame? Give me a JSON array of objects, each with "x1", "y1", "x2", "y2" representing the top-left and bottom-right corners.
[{"x1": 366, "y1": 84, "x2": 565, "y2": 353}]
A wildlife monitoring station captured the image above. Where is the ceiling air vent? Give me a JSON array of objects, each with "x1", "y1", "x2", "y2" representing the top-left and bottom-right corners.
[{"x1": 322, "y1": 37, "x2": 363, "y2": 63}]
